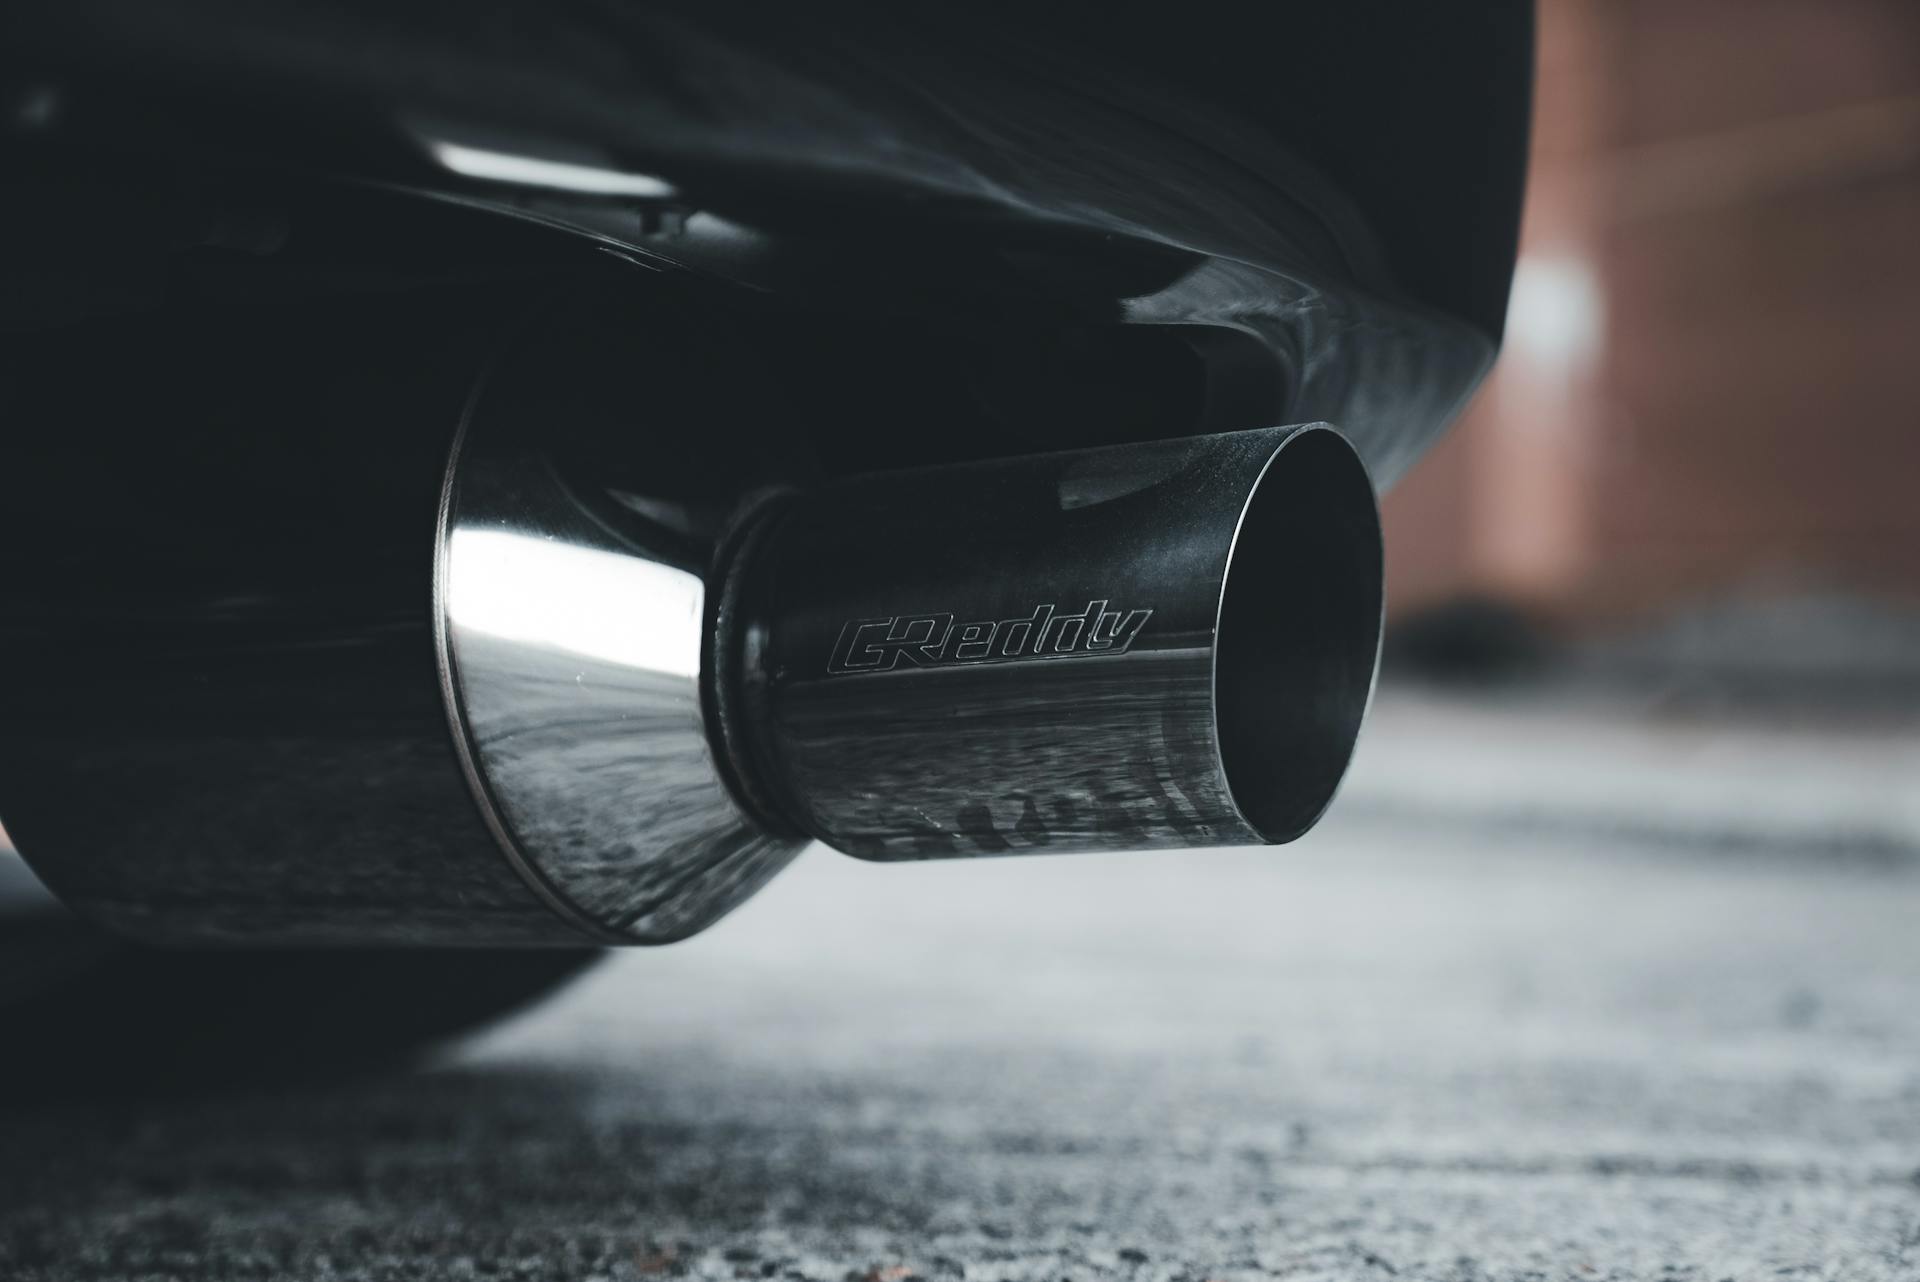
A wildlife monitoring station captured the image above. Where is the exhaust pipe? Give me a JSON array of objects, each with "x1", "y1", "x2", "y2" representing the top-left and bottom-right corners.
[
  {"x1": 2, "y1": 315, "x2": 1381, "y2": 947},
  {"x1": 717, "y1": 423, "x2": 1383, "y2": 860},
  {"x1": 440, "y1": 330, "x2": 1382, "y2": 943}
]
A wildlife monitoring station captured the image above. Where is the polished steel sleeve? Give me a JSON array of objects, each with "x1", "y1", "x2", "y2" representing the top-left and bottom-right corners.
[{"x1": 725, "y1": 425, "x2": 1383, "y2": 860}]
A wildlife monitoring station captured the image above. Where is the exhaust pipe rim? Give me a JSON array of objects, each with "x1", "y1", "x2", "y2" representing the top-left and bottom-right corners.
[{"x1": 1210, "y1": 424, "x2": 1384, "y2": 844}]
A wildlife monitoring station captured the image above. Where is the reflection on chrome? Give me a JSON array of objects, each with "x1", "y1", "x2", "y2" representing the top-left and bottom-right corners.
[
  {"x1": 446, "y1": 528, "x2": 703, "y2": 679},
  {"x1": 435, "y1": 343, "x2": 804, "y2": 944}
]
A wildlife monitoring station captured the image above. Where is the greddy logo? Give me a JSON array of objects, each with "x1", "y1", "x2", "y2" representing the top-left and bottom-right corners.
[{"x1": 826, "y1": 600, "x2": 1153, "y2": 675}]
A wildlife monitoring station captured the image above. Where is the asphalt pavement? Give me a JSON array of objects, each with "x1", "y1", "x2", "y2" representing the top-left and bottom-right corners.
[{"x1": 3, "y1": 685, "x2": 1918, "y2": 1280}]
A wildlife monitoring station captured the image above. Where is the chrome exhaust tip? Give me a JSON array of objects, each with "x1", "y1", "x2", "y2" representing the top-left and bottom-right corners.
[
  {"x1": 718, "y1": 423, "x2": 1383, "y2": 860},
  {"x1": 444, "y1": 325, "x2": 1382, "y2": 942}
]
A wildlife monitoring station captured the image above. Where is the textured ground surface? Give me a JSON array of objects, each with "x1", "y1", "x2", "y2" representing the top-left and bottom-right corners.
[{"x1": 4, "y1": 689, "x2": 1919, "y2": 1280}]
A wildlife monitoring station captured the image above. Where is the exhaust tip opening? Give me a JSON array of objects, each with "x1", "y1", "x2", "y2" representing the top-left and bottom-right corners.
[{"x1": 1213, "y1": 428, "x2": 1384, "y2": 843}]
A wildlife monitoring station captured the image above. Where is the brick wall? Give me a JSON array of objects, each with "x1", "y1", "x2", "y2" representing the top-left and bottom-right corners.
[{"x1": 1385, "y1": 0, "x2": 1920, "y2": 627}]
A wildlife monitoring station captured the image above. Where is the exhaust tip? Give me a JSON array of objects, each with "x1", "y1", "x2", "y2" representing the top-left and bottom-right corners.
[
  {"x1": 1213, "y1": 427, "x2": 1384, "y2": 843},
  {"x1": 734, "y1": 421, "x2": 1384, "y2": 861}
]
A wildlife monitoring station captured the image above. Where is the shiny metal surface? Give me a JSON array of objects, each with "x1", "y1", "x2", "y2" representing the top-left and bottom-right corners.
[
  {"x1": 436, "y1": 325, "x2": 805, "y2": 943},
  {"x1": 435, "y1": 331, "x2": 1381, "y2": 932},
  {"x1": 728, "y1": 425, "x2": 1383, "y2": 859}
]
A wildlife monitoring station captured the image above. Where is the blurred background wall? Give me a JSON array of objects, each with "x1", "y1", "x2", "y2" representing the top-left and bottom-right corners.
[{"x1": 1385, "y1": 0, "x2": 1920, "y2": 631}]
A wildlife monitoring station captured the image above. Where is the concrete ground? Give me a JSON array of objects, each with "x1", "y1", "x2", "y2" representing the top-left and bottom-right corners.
[{"x1": 3, "y1": 685, "x2": 1918, "y2": 1280}]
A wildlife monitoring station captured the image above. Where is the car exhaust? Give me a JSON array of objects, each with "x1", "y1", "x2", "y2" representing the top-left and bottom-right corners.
[
  {"x1": 440, "y1": 328, "x2": 1383, "y2": 944},
  {"x1": 1, "y1": 311, "x2": 1382, "y2": 947}
]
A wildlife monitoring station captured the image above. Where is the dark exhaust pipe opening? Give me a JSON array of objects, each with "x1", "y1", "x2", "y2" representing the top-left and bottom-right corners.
[{"x1": 1213, "y1": 427, "x2": 1383, "y2": 843}]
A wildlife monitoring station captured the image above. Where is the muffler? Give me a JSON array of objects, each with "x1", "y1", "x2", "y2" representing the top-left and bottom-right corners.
[
  {"x1": 2, "y1": 310, "x2": 1382, "y2": 947},
  {"x1": 440, "y1": 328, "x2": 1383, "y2": 944}
]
